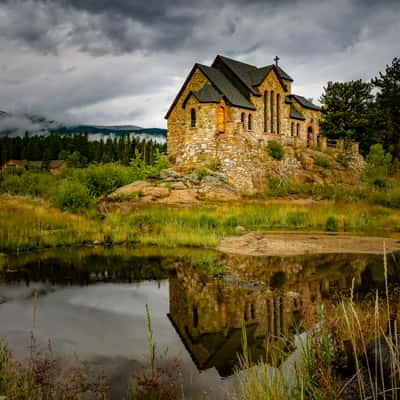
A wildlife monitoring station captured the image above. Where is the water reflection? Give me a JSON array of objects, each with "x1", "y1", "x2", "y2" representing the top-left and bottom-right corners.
[
  {"x1": 1, "y1": 247, "x2": 400, "y2": 390},
  {"x1": 168, "y1": 253, "x2": 400, "y2": 377}
]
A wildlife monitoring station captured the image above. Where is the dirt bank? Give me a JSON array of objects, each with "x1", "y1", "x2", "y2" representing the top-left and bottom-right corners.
[{"x1": 217, "y1": 232, "x2": 400, "y2": 256}]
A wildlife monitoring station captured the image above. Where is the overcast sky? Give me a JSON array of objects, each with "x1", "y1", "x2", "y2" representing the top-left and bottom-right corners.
[{"x1": 0, "y1": 0, "x2": 399, "y2": 128}]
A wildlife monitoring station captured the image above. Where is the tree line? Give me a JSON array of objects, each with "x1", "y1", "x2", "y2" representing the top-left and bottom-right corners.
[
  {"x1": 320, "y1": 57, "x2": 400, "y2": 160},
  {"x1": 0, "y1": 133, "x2": 167, "y2": 167}
]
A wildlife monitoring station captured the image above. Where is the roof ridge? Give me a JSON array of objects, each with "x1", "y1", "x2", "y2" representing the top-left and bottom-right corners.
[{"x1": 216, "y1": 55, "x2": 257, "y2": 70}]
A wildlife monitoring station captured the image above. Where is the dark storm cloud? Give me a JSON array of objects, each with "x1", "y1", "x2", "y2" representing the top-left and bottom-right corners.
[
  {"x1": 1, "y1": 0, "x2": 398, "y2": 57},
  {"x1": 0, "y1": 0, "x2": 399, "y2": 128}
]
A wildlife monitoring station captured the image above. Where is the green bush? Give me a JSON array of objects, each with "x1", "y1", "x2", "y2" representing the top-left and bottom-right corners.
[
  {"x1": 49, "y1": 180, "x2": 90, "y2": 211},
  {"x1": 325, "y1": 216, "x2": 338, "y2": 232},
  {"x1": 74, "y1": 163, "x2": 135, "y2": 197},
  {"x1": 130, "y1": 149, "x2": 168, "y2": 181},
  {"x1": 314, "y1": 156, "x2": 330, "y2": 169},
  {"x1": 0, "y1": 170, "x2": 56, "y2": 197},
  {"x1": 196, "y1": 167, "x2": 209, "y2": 180},
  {"x1": 266, "y1": 140, "x2": 284, "y2": 160},
  {"x1": 365, "y1": 144, "x2": 392, "y2": 186},
  {"x1": 286, "y1": 212, "x2": 307, "y2": 226}
]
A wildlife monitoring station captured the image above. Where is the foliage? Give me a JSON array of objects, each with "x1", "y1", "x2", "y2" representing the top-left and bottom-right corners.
[
  {"x1": 365, "y1": 144, "x2": 392, "y2": 186},
  {"x1": 0, "y1": 337, "x2": 107, "y2": 399},
  {"x1": 128, "y1": 305, "x2": 182, "y2": 400},
  {"x1": 130, "y1": 149, "x2": 168, "y2": 181},
  {"x1": 320, "y1": 58, "x2": 400, "y2": 159},
  {"x1": 0, "y1": 169, "x2": 56, "y2": 197},
  {"x1": 74, "y1": 162, "x2": 135, "y2": 197},
  {"x1": 66, "y1": 150, "x2": 88, "y2": 168},
  {"x1": 319, "y1": 80, "x2": 374, "y2": 155},
  {"x1": 49, "y1": 180, "x2": 91, "y2": 211},
  {"x1": 195, "y1": 167, "x2": 209, "y2": 180},
  {"x1": 266, "y1": 140, "x2": 284, "y2": 160},
  {"x1": 372, "y1": 57, "x2": 400, "y2": 160},
  {"x1": 325, "y1": 216, "x2": 338, "y2": 232},
  {"x1": 314, "y1": 156, "x2": 330, "y2": 169},
  {"x1": 0, "y1": 132, "x2": 166, "y2": 166}
]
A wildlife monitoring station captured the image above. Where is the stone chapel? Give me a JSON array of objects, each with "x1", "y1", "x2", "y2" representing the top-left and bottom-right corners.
[{"x1": 165, "y1": 55, "x2": 323, "y2": 190}]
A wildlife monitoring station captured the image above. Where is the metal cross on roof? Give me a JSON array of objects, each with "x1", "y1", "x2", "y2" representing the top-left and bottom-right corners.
[{"x1": 274, "y1": 56, "x2": 280, "y2": 66}]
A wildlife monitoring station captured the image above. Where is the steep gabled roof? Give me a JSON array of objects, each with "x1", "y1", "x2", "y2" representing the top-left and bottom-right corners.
[
  {"x1": 192, "y1": 84, "x2": 223, "y2": 103},
  {"x1": 289, "y1": 104, "x2": 306, "y2": 120},
  {"x1": 291, "y1": 94, "x2": 320, "y2": 111},
  {"x1": 182, "y1": 84, "x2": 223, "y2": 108},
  {"x1": 275, "y1": 65, "x2": 293, "y2": 82},
  {"x1": 213, "y1": 55, "x2": 260, "y2": 96},
  {"x1": 196, "y1": 64, "x2": 255, "y2": 110},
  {"x1": 165, "y1": 55, "x2": 296, "y2": 119},
  {"x1": 249, "y1": 66, "x2": 273, "y2": 86},
  {"x1": 212, "y1": 55, "x2": 292, "y2": 94}
]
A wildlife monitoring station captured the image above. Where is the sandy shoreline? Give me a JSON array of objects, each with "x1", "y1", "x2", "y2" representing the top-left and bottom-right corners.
[{"x1": 217, "y1": 232, "x2": 400, "y2": 256}]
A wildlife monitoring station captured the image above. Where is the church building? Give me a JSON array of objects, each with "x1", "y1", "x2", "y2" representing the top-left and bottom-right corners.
[{"x1": 165, "y1": 55, "x2": 322, "y2": 189}]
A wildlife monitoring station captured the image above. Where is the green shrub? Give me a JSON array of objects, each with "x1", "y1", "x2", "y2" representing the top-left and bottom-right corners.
[
  {"x1": 0, "y1": 170, "x2": 56, "y2": 197},
  {"x1": 130, "y1": 149, "x2": 168, "y2": 181},
  {"x1": 196, "y1": 167, "x2": 208, "y2": 180},
  {"x1": 286, "y1": 212, "x2": 307, "y2": 226},
  {"x1": 365, "y1": 144, "x2": 392, "y2": 185},
  {"x1": 314, "y1": 156, "x2": 330, "y2": 169},
  {"x1": 75, "y1": 163, "x2": 135, "y2": 197},
  {"x1": 49, "y1": 180, "x2": 90, "y2": 211},
  {"x1": 325, "y1": 216, "x2": 338, "y2": 232},
  {"x1": 266, "y1": 140, "x2": 284, "y2": 160}
]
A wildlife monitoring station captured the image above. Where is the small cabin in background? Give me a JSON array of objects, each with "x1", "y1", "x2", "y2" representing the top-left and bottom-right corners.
[{"x1": 1, "y1": 160, "x2": 66, "y2": 174}]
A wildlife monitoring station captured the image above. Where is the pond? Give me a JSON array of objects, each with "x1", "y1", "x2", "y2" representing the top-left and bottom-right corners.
[{"x1": 0, "y1": 246, "x2": 399, "y2": 399}]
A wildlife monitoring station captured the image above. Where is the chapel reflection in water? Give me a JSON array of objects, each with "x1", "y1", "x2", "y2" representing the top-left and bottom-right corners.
[{"x1": 168, "y1": 253, "x2": 373, "y2": 377}]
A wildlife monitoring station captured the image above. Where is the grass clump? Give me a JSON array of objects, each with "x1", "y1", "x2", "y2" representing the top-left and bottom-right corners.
[
  {"x1": 325, "y1": 216, "x2": 338, "y2": 232},
  {"x1": 0, "y1": 337, "x2": 108, "y2": 399},
  {"x1": 315, "y1": 156, "x2": 330, "y2": 169},
  {"x1": 266, "y1": 140, "x2": 284, "y2": 160},
  {"x1": 196, "y1": 167, "x2": 209, "y2": 180}
]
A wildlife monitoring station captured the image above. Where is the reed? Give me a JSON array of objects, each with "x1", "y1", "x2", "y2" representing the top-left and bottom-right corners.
[
  {"x1": 2, "y1": 193, "x2": 400, "y2": 253},
  {"x1": 235, "y1": 250, "x2": 400, "y2": 400}
]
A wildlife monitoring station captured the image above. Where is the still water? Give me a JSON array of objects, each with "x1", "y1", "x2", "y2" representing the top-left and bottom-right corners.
[{"x1": 0, "y1": 246, "x2": 399, "y2": 399}]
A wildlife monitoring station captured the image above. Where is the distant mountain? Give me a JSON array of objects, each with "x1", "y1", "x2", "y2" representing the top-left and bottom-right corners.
[{"x1": 0, "y1": 110, "x2": 167, "y2": 142}]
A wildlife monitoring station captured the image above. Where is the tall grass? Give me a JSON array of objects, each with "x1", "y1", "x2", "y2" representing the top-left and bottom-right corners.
[
  {"x1": 235, "y1": 251, "x2": 400, "y2": 400},
  {"x1": 2, "y1": 194, "x2": 400, "y2": 253}
]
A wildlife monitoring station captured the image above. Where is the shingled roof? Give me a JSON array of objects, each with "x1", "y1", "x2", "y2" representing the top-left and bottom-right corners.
[
  {"x1": 289, "y1": 104, "x2": 306, "y2": 120},
  {"x1": 290, "y1": 94, "x2": 320, "y2": 111},
  {"x1": 196, "y1": 64, "x2": 255, "y2": 110},
  {"x1": 213, "y1": 55, "x2": 260, "y2": 96},
  {"x1": 183, "y1": 84, "x2": 223, "y2": 105},
  {"x1": 165, "y1": 55, "x2": 294, "y2": 118}
]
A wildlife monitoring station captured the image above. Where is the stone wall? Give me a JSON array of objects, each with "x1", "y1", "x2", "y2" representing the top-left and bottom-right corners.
[
  {"x1": 166, "y1": 64, "x2": 362, "y2": 193},
  {"x1": 251, "y1": 68, "x2": 290, "y2": 136},
  {"x1": 167, "y1": 68, "x2": 210, "y2": 161}
]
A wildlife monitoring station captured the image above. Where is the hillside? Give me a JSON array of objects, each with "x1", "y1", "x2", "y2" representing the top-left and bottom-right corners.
[{"x1": 0, "y1": 110, "x2": 167, "y2": 142}]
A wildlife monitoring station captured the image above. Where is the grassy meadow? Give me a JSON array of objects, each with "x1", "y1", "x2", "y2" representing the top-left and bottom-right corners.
[{"x1": 2, "y1": 192, "x2": 400, "y2": 255}]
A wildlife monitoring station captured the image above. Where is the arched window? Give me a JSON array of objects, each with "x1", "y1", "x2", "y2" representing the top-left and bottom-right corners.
[
  {"x1": 276, "y1": 93, "x2": 280, "y2": 134},
  {"x1": 190, "y1": 108, "x2": 196, "y2": 127},
  {"x1": 270, "y1": 91, "x2": 274, "y2": 133},
  {"x1": 291, "y1": 122, "x2": 294, "y2": 136},
  {"x1": 263, "y1": 91, "x2": 268, "y2": 132},
  {"x1": 296, "y1": 123, "x2": 300, "y2": 137},
  {"x1": 241, "y1": 112, "x2": 245, "y2": 128},
  {"x1": 217, "y1": 105, "x2": 225, "y2": 133},
  {"x1": 307, "y1": 126, "x2": 313, "y2": 146},
  {"x1": 248, "y1": 114, "x2": 252, "y2": 130},
  {"x1": 193, "y1": 306, "x2": 199, "y2": 328}
]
